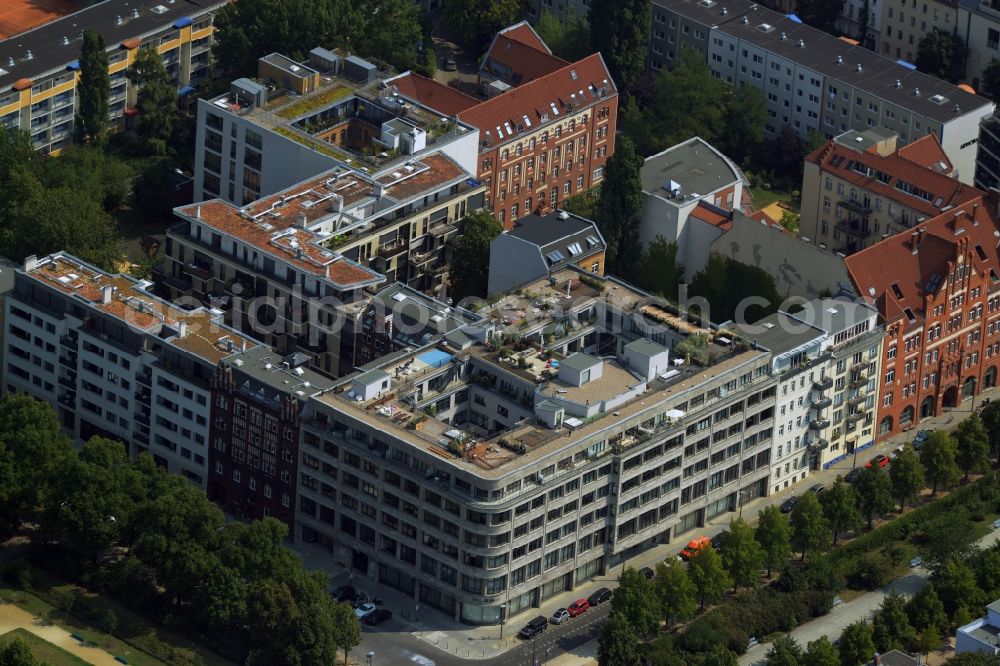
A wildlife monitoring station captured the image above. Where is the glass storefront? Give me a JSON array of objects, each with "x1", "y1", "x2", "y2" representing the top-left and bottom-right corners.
[
  {"x1": 574, "y1": 556, "x2": 603, "y2": 586},
  {"x1": 461, "y1": 602, "x2": 502, "y2": 625},
  {"x1": 419, "y1": 584, "x2": 456, "y2": 616},
  {"x1": 506, "y1": 589, "x2": 537, "y2": 617}
]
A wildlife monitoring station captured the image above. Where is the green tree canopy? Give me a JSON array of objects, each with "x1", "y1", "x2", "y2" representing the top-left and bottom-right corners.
[
  {"x1": 956, "y1": 414, "x2": 990, "y2": 480},
  {"x1": 654, "y1": 558, "x2": 697, "y2": 627},
  {"x1": 127, "y1": 48, "x2": 178, "y2": 147},
  {"x1": 820, "y1": 478, "x2": 861, "y2": 544},
  {"x1": 756, "y1": 505, "x2": 793, "y2": 576},
  {"x1": 890, "y1": 446, "x2": 925, "y2": 510},
  {"x1": 612, "y1": 568, "x2": 660, "y2": 639},
  {"x1": 920, "y1": 430, "x2": 960, "y2": 495},
  {"x1": 0, "y1": 637, "x2": 40, "y2": 666},
  {"x1": 916, "y1": 28, "x2": 968, "y2": 83},
  {"x1": 688, "y1": 545, "x2": 731, "y2": 608},
  {"x1": 766, "y1": 634, "x2": 803, "y2": 666},
  {"x1": 979, "y1": 400, "x2": 1000, "y2": 462},
  {"x1": 796, "y1": 0, "x2": 845, "y2": 33},
  {"x1": 936, "y1": 557, "x2": 985, "y2": 621},
  {"x1": 595, "y1": 135, "x2": 644, "y2": 279},
  {"x1": 536, "y1": 11, "x2": 592, "y2": 61},
  {"x1": 719, "y1": 84, "x2": 767, "y2": 165},
  {"x1": 444, "y1": 0, "x2": 520, "y2": 52},
  {"x1": 354, "y1": 0, "x2": 422, "y2": 72},
  {"x1": 638, "y1": 237, "x2": 683, "y2": 301},
  {"x1": 589, "y1": 0, "x2": 651, "y2": 96},
  {"x1": 853, "y1": 465, "x2": 894, "y2": 529},
  {"x1": 77, "y1": 29, "x2": 109, "y2": 144},
  {"x1": 906, "y1": 581, "x2": 948, "y2": 637},
  {"x1": 872, "y1": 590, "x2": 916, "y2": 652},
  {"x1": 688, "y1": 253, "x2": 782, "y2": 325},
  {"x1": 838, "y1": 620, "x2": 875, "y2": 666},
  {"x1": 598, "y1": 611, "x2": 642, "y2": 666},
  {"x1": 803, "y1": 636, "x2": 839, "y2": 666},
  {"x1": 449, "y1": 211, "x2": 503, "y2": 302},
  {"x1": 721, "y1": 517, "x2": 765, "y2": 590},
  {"x1": 791, "y1": 491, "x2": 831, "y2": 560}
]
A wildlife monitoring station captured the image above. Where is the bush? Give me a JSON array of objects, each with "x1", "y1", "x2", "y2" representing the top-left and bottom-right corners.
[
  {"x1": 846, "y1": 552, "x2": 893, "y2": 590},
  {"x1": 1, "y1": 562, "x2": 32, "y2": 590}
]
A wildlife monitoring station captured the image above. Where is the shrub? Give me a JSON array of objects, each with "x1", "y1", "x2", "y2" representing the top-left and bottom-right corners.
[{"x1": 847, "y1": 552, "x2": 893, "y2": 590}]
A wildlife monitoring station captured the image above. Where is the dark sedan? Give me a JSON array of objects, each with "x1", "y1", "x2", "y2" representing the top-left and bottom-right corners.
[
  {"x1": 780, "y1": 496, "x2": 799, "y2": 513},
  {"x1": 588, "y1": 587, "x2": 613, "y2": 606},
  {"x1": 363, "y1": 608, "x2": 392, "y2": 626}
]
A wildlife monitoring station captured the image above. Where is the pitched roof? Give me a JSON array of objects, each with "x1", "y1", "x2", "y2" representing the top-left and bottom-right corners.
[
  {"x1": 806, "y1": 132, "x2": 982, "y2": 220},
  {"x1": 896, "y1": 134, "x2": 952, "y2": 171},
  {"x1": 844, "y1": 195, "x2": 1000, "y2": 325},
  {"x1": 458, "y1": 53, "x2": 616, "y2": 150},
  {"x1": 481, "y1": 34, "x2": 568, "y2": 85},
  {"x1": 383, "y1": 72, "x2": 480, "y2": 117},
  {"x1": 497, "y1": 21, "x2": 551, "y2": 53},
  {"x1": 689, "y1": 202, "x2": 733, "y2": 231}
]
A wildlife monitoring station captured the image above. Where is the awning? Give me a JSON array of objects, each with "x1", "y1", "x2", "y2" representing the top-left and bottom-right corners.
[
  {"x1": 66, "y1": 60, "x2": 80, "y2": 71},
  {"x1": 896, "y1": 60, "x2": 917, "y2": 70},
  {"x1": 173, "y1": 16, "x2": 193, "y2": 28},
  {"x1": 178, "y1": 85, "x2": 196, "y2": 97}
]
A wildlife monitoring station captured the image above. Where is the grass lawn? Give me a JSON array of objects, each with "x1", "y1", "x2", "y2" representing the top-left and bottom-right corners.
[
  {"x1": 750, "y1": 186, "x2": 795, "y2": 210},
  {"x1": 0, "y1": 628, "x2": 89, "y2": 666}
]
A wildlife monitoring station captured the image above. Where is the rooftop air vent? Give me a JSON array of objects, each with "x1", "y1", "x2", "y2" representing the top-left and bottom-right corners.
[
  {"x1": 854, "y1": 64, "x2": 862, "y2": 72},
  {"x1": 740, "y1": 15, "x2": 749, "y2": 23},
  {"x1": 836, "y1": 55, "x2": 843, "y2": 64},
  {"x1": 929, "y1": 94, "x2": 947, "y2": 105},
  {"x1": 913, "y1": 87, "x2": 920, "y2": 96},
  {"x1": 721, "y1": 7, "x2": 728, "y2": 14},
  {"x1": 150, "y1": 5, "x2": 169, "y2": 15},
  {"x1": 954, "y1": 104, "x2": 961, "y2": 113},
  {"x1": 131, "y1": 7, "x2": 139, "y2": 18},
  {"x1": 115, "y1": 15, "x2": 123, "y2": 25},
  {"x1": 894, "y1": 79, "x2": 901, "y2": 88},
  {"x1": 24, "y1": 50, "x2": 32, "y2": 60},
  {"x1": 60, "y1": 36, "x2": 69, "y2": 46},
  {"x1": 797, "y1": 39, "x2": 805, "y2": 47}
]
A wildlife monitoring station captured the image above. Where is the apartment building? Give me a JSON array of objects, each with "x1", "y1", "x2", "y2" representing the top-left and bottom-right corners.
[
  {"x1": 3, "y1": 252, "x2": 258, "y2": 488},
  {"x1": 837, "y1": 0, "x2": 883, "y2": 51},
  {"x1": 974, "y1": 113, "x2": 1000, "y2": 191},
  {"x1": 879, "y1": 0, "x2": 958, "y2": 63},
  {"x1": 650, "y1": 0, "x2": 993, "y2": 183},
  {"x1": 845, "y1": 194, "x2": 1000, "y2": 439},
  {"x1": 162, "y1": 153, "x2": 486, "y2": 376},
  {"x1": 801, "y1": 128, "x2": 982, "y2": 254},
  {"x1": 738, "y1": 299, "x2": 883, "y2": 483},
  {"x1": 639, "y1": 137, "x2": 746, "y2": 281},
  {"x1": 296, "y1": 268, "x2": 777, "y2": 625},
  {"x1": 209, "y1": 347, "x2": 336, "y2": 533},
  {"x1": 192, "y1": 50, "x2": 480, "y2": 205},
  {"x1": 958, "y1": 0, "x2": 1000, "y2": 91},
  {"x1": 0, "y1": 0, "x2": 224, "y2": 154}
]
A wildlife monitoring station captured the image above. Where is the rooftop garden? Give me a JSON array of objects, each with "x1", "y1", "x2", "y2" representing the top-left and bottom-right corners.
[
  {"x1": 274, "y1": 86, "x2": 353, "y2": 119},
  {"x1": 272, "y1": 126, "x2": 352, "y2": 162}
]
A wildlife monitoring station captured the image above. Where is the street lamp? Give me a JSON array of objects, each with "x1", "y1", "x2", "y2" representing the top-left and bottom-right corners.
[
  {"x1": 498, "y1": 602, "x2": 507, "y2": 640},
  {"x1": 366, "y1": 650, "x2": 374, "y2": 666},
  {"x1": 544, "y1": 646, "x2": 552, "y2": 665}
]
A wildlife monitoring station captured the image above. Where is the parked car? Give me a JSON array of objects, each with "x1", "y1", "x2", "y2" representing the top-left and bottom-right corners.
[
  {"x1": 519, "y1": 616, "x2": 548, "y2": 639},
  {"x1": 363, "y1": 609, "x2": 392, "y2": 626},
  {"x1": 640, "y1": 567, "x2": 655, "y2": 580},
  {"x1": 909, "y1": 557, "x2": 924, "y2": 569},
  {"x1": 588, "y1": 588, "x2": 613, "y2": 606},
  {"x1": 809, "y1": 483, "x2": 826, "y2": 495},
  {"x1": 331, "y1": 585, "x2": 356, "y2": 602},
  {"x1": 866, "y1": 454, "x2": 890, "y2": 469},
  {"x1": 567, "y1": 599, "x2": 590, "y2": 617},
  {"x1": 780, "y1": 496, "x2": 800, "y2": 513},
  {"x1": 352, "y1": 592, "x2": 370, "y2": 608},
  {"x1": 680, "y1": 536, "x2": 711, "y2": 560},
  {"x1": 444, "y1": 55, "x2": 457, "y2": 71},
  {"x1": 913, "y1": 430, "x2": 929, "y2": 450},
  {"x1": 551, "y1": 608, "x2": 570, "y2": 625},
  {"x1": 890, "y1": 446, "x2": 905, "y2": 459},
  {"x1": 354, "y1": 603, "x2": 377, "y2": 620},
  {"x1": 844, "y1": 468, "x2": 864, "y2": 484},
  {"x1": 711, "y1": 530, "x2": 730, "y2": 552}
]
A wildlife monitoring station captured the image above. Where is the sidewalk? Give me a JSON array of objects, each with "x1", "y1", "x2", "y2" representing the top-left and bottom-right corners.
[
  {"x1": 0, "y1": 603, "x2": 121, "y2": 666},
  {"x1": 291, "y1": 388, "x2": 997, "y2": 663}
]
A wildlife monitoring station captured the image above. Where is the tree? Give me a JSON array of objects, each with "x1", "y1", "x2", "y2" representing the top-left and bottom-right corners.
[
  {"x1": 890, "y1": 446, "x2": 925, "y2": 510},
  {"x1": 595, "y1": 136, "x2": 643, "y2": 280},
  {"x1": 77, "y1": 29, "x2": 109, "y2": 144},
  {"x1": 854, "y1": 465, "x2": 894, "y2": 529},
  {"x1": 688, "y1": 545, "x2": 731, "y2": 609},
  {"x1": 916, "y1": 28, "x2": 968, "y2": 83},
  {"x1": 703, "y1": 645, "x2": 739, "y2": 666},
  {"x1": 760, "y1": 124, "x2": 808, "y2": 185},
  {"x1": 721, "y1": 518, "x2": 764, "y2": 590},
  {"x1": 0, "y1": 638, "x2": 40, "y2": 666},
  {"x1": 820, "y1": 478, "x2": 861, "y2": 544},
  {"x1": 979, "y1": 400, "x2": 1000, "y2": 462},
  {"x1": 796, "y1": 0, "x2": 845, "y2": 33},
  {"x1": 918, "y1": 625, "x2": 940, "y2": 658},
  {"x1": 104, "y1": 609, "x2": 118, "y2": 647},
  {"x1": 936, "y1": 558, "x2": 984, "y2": 621},
  {"x1": 212, "y1": 0, "x2": 291, "y2": 74},
  {"x1": 653, "y1": 559, "x2": 697, "y2": 628},
  {"x1": 920, "y1": 430, "x2": 960, "y2": 495},
  {"x1": 449, "y1": 211, "x2": 502, "y2": 302},
  {"x1": 354, "y1": 0, "x2": 421, "y2": 72},
  {"x1": 803, "y1": 636, "x2": 839, "y2": 666},
  {"x1": 598, "y1": 611, "x2": 642, "y2": 666},
  {"x1": 536, "y1": 11, "x2": 592, "y2": 62},
  {"x1": 872, "y1": 591, "x2": 916, "y2": 652},
  {"x1": 444, "y1": 0, "x2": 520, "y2": 52},
  {"x1": 54, "y1": 587, "x2": 77, "y2": 621},
  {"x1": 331, "y1": 601, "x2": 361, "y2": 666},
  {"x1": 984, "y1": 59, "x2": 1000, "y2": 102},
  {"x1": 127, "y1": 48, "x2": 178, "y2": 147},
  {"x1": 906, "y1": 582, "x2": 948, "y2": 637},
  {"x1": 612, "y1": 568, "x2": 660, "y2": 639},
  {"x1": 719, "y1": 85, "x2": 767, "y2": 166},
  {"x1": 956, "y1": 414, "x2": 991, "y2": 480},
  {"x1": 756, "y1": 505, "x2": 793, "y2": 576},
  {"x1": 766, "y1": 635, "x2": 803, "y2": 666},
  {"x1": 688, "y1": 253, "x2": 782, "y2": 325},
  {"x1": 790, "y1": 491, "x2": 831, "y2": 560},
  {"x1": 638, "y1": 237, "x2": 683, "y2": 301},
  {"x1": 838, "y1": 620, "x2": 875, "y2": 666},
  {"x1": 589, "y1": 0, "x2": 651, "y2": 96}
]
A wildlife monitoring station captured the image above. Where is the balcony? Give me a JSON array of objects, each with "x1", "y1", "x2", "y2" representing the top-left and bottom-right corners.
[
  {"x1": 850, "y1": 374, "x2": 868, "y2": 388},
  {"x1": 811, "y1": 397, "x2": 832, "y2": 410},
  {"x1": 838, "y1": 198, "x2": 872, "y2": 216},
  {"x1": 184, "y1": 262, "x2": 214, "y2": 281},
  {"x1": 814, "y1": 377, "x2": 833, "y2": 391},
  {"x1": 430, "y1": 262, "x2": 450, "y2": 276},
  {"x1": 846, "y1": 411, "x2": 865, "y2": 424},
  {"x1": 848, "y1": 393, "x2": 867, "y2": 406},
  {"x1": 57, "y1": 375, "x2": 76, "y2": 390},
  {"x1": 809, "y1": 418, "x2": 831, "y2": 430},
  {"x1": 133, "y1": 430, "x2": 149, "y2": 444},
  {"x1": 60, "y1": 333, "x2": 78, "y2": 349},
  {"x1": 410, "y1": 248, "x2": 438, "y2": 266},
  {"x1": 428, "y1": 221, "x2": 459, "y2": 238},
  {"x1": 835, "y1": 218, "x2": 873, "y2": 238},
  {"x1": 807, "y1": 438, "x2": 829, "y2": 452},
  {"x1": 58, "y1": 352, "x2": 77, "y2": 368},
  {"x1": 135, "y1": 411, "x2": 150, "y2": 426},
  {"x1": 57, "y1": 393, "x2": 74, "y2": 409},
  {"x1": 377, "y1": 239, "x2": 407, "y2": 258},
  {"x1": 137, "y1": 371, "x2": 152, "y2": 387}
]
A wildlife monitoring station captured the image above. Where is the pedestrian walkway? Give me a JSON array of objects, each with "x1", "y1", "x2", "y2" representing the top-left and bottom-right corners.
[
  {"x1": 0, "y1": 602, "x2": 121, "y2": 665},
  {"x1": 291, "y1": 388, "x2": 999, "y2": 663}
]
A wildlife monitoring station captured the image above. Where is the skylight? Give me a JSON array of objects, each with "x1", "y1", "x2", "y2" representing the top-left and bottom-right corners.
[
  {"x1": 586, "y1": 235, "x2": 600, "y2": 247},
  {"x1": 567, "y1": 242, "x2": 582, "y2": 256},
  {"x1": 546, "y1": 250, "x2": 565, "y2": 264}
]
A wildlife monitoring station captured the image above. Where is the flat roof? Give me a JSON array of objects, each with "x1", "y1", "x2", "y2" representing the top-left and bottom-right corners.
[
  {"x1": 833, "y1": 127, "x2": 896, "y2": 152},
  {"x1": 642, "y1": 137, "x2": 741, "y2": 202},
  {"x1": 655, "y1": 0, "x2": 992, "y2": 123},
  {"x1": 505, "y1": 211, "x2": 598, "y2": 247},
  {"x1": 733, "y1": 312, "x2": 825, "y2": 356},
  {"x1": 560, "y1": 352, "x2": 601, "y2": 372},
  {"x1": 229, "y1": 346, "x2": 337, "y2": 394},
  {"x1": 0, "y1": 0, "x2": 224, "y2": 90},
  {"x1": 624, "y1": 338, "x2": 669, "y2": 357}
]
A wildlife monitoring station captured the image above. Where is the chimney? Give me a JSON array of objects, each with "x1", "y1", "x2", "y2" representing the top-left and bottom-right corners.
[
  {"x1": 911, "y1": 228, "x2": 926, "y2": 254},
  {"x1": 178, "y1": 320, "x2": 188, "y2": 338},
  {"x1": 241, "y1": 340, "x2": 248, "y2": 352},
  {"x1": 23, "y1": 254, "x2": 37, "y2": 272},
  {"x1": 954, "y1": 211, "x2": 965, "y2": 234},
  {"x1": 296, "y1": 211, "x2": 307, "y2": 228},
  {"x1": 973, "y1": 202, "x2": 980, "y2": 223},
  {"x1": 101, "y1": 285, "x2": 113, "y2": 304},
  {"x1": 195, "y1": 204, "x2": 201, "y2": 219}
]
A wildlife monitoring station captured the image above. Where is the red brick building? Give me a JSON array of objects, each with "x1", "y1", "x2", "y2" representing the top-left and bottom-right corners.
[
  {"x1": 385, "y1": 22, "x2": 618, "y2": 229},
  {"x1": 846, "y1": 194, "x2": 1000, "y2": 440}
]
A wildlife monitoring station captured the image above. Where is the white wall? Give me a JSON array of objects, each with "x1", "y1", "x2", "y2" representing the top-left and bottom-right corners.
[
  {"x1": 148, "y1": 367, "x2": 211, "y2": 488},
  {"x1": 940, "y1": 104, "x2": 996, "y2": 185},
  {"x1": 772, "y1": 372, "x2": 814, "y2": 492}
]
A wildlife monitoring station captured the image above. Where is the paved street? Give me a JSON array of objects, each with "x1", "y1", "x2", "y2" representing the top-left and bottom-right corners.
[{"x1": 291, "y1": 387, "x2": 1000, "y2": 666}]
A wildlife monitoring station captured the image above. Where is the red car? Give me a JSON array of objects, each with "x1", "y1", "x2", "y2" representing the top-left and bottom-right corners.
[
  {"x1": 865, "y1": 454, "x2": 890, "y2": 469},
  {"x1": 567, "y1": 599, "x2": 590, "y2": 617}
]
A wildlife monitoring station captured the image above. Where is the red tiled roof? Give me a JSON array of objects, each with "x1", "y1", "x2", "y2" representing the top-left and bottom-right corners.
[
  {"x1": 458, "y1": 53, "x2": 616, "y2": 150},
  {"x1": 498, "y1": 21, "x2": 551, "y2": 53},
  {"x1": 896, "y1": 134, "x2": 952, "y2": 172},
  {"x1": 386, "y1": 72, "x2": 479, "y2": 117},
  {"x1": 481, "y1": 35, "x2": 568, "y2": 85},
  {"x1": 690, "y1": 202, "x2": 732, "y2": 231},
  {"x1": 806, "y1": 134, "x2": 982, "y2": 220},
  {"x1": 845, "y1": 196, "x2": 1000, "y2": 325}
]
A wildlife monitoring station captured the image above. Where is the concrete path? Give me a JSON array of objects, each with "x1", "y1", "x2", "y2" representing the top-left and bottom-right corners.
[
  {"x1": 0, "y1": 602, "x2": 121, "y2": 665},
  {"x1": 739, "y1": 523, "x2": 1000, "y2": 665}
]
